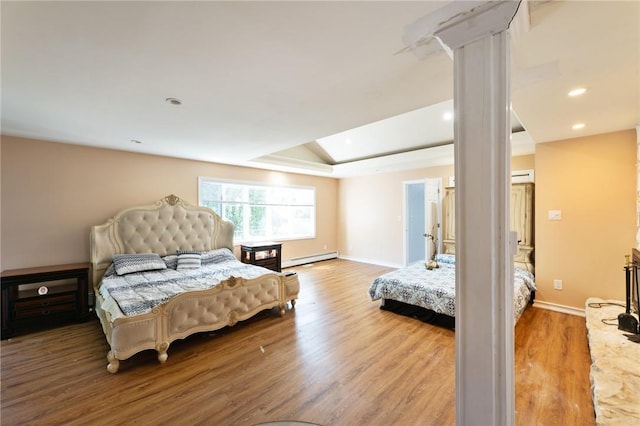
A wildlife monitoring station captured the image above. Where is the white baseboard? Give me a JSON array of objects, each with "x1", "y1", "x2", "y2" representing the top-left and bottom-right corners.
[
  {"x1": 282, "y1": 251, "x2": 339, "y2": 268},
  {"x1": 337, "y1": 255, "x2": 403, "y2": 269},
  {"x1": 533, "y1": 300, "x2": 585, "y2": 317}
]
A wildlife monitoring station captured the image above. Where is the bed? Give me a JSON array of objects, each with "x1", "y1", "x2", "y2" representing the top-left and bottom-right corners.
[
  {"x1": 368, "y1": 183, "x2": 535, "y2": 327},
  {"x1": 90, "y1": 194, "x2": 299, "y2": 373}
]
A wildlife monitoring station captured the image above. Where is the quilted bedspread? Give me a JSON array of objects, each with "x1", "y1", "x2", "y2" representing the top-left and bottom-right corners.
[
  {"x1": 99, "y1": 259, "x2": 273, "y2": 317},
  {"x1": 368, "y1": 258, "x2": 536, "y2": 322}
]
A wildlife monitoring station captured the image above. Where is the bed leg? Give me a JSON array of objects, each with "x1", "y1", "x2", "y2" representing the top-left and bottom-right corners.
[
  {"x1": 279, "y1": 303, "x2": 285, "y2": 317},
  {"x1": 107, "y1": 351, "x2": 120, "y2": 374},
  {"x1": 291, "y1": 299, "x2": 296, "y2": 309},
  {"x1": 157, "y1": 342, "x2": 169, "y2": 364}
]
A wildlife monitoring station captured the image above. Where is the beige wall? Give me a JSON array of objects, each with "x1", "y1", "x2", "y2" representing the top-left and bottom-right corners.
[
  {"x1": 337, "y1": 155, "x2": 535, "y2": 267},
  {"x1": 337, "y1": 130, "x2": 635, "y2": 311},
  {"x1": 3, "y1": 130, "x2": 635, "y2": 311},
  {"x1": 535, "y1": 129, "x2": 636, "y2": 308},
  {"x1": 0, "y1": 136, "x2": 338, "y2": 270}
]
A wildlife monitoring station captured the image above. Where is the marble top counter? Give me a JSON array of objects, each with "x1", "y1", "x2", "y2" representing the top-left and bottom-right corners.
[{"x1": 585, "y1": 297, "x2": 640, "y2": 425}]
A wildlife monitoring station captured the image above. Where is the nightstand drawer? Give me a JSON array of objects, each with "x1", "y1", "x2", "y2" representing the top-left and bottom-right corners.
[
  {"x1": 15, "y1": 293, "x2": 76, "y2": 310},
  {"x1": 256, "y1": 259, "x2": 278, "y2": 271},
  {"x1": 14, "y1": 301, "x2": 77, "y2": 320}
]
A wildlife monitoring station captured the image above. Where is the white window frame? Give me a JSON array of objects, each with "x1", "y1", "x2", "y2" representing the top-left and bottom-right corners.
[{"x1": 198, "y1": 177, "x2": 316, "y2": 243}]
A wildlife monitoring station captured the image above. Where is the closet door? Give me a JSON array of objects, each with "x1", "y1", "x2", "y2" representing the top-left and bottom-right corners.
[
  {"x1": 441, "y1": 183, "x2": 534, "y2": 264},
  {"x1": 510, "y1": 183, "x2": 534, "y2": 247},
  {"x1": 442, "y1": 187, "x2": 456, "y2": 254},
  {"x1": 511, "y1": 183, "x2": 534, "y2": 270}
]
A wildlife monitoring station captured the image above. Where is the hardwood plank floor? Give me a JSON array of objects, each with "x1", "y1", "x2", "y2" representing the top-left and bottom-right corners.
[{"x1": 1, "y1": 259, "x2": 594, "y2": 425}]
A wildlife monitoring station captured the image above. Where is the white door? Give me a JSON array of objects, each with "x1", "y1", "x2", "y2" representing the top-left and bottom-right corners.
[
  {"x1": 405, "y1": 179, "x2": 443, "y2": 265},
  {"x1": 405, "y1": 181, "x2": 425, "y2": 265}
]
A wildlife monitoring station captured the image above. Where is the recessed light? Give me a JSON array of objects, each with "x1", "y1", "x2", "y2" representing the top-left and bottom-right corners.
[
  {"x1": 568, "y1": 88, "x2": 586, "y2": 97},
  {"x1": 572, "y1": 123, "x2": 585, "y2": 130},
  {"x1": 443, "y1": 111, "x2": 453, "y2": 121},
  {"x1": 165, "y1": 97, "x2": 182, "y2": 105},
  {"x1": 131, "y1": 139, "x2": 142, "y2": 144}
]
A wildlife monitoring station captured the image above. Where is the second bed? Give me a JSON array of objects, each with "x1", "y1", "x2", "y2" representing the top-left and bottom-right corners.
[
  {"x1": 368, "y1": 183, "x2": 536, "y2": 327},
  {"x1": 368, "y1": 253, "x2": 536, "y2": 327}
]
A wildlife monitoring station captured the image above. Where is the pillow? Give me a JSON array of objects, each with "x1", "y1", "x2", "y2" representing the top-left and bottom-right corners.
[
  {"x1": 103, "y1": 263, "x2": 117, "y2": 278},
  {"x1": 112, "y1": 253, "x2": 167, "y2": 276},
  {"x1": 162, "y1": 254, "x2": 178, "y2": 270},
  {"x1": 176, "y1": 250, "x2": 202, "y2": 255},
  {"x1": 201, "y1": 248, "x2": 237, "y2": 265},
  {"x1": 435, "y1": 253, "x2": 456, "y2": 265},
  {"x1": 177, "y1": 252, "x2": 202, "y2": 270}
]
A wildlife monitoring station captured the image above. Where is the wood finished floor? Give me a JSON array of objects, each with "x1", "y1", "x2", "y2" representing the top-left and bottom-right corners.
[{"x1": 1, "y1": 259, "x2": 594, "y2": 426}]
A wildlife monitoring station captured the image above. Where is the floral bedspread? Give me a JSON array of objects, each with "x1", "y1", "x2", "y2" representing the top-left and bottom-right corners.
[
  {"x1": 99, "y1": 259, "x2": 273, "y2": 317},
  {"x1": 368, "y1": 256, "x2": 536, "y2": 323}
]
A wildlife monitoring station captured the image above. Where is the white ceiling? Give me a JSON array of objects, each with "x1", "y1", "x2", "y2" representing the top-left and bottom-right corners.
[{"x1": 2, "y1": 1, "x2": 638, "y2": 178}]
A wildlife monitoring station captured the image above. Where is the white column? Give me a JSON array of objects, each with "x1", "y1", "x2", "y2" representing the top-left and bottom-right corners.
[
  {"x1": 404, "y1": 2, "x2": 520, "y2": 425},
  {"x1": 453, "y1": 32, "x2": 514, "y2": 426}
]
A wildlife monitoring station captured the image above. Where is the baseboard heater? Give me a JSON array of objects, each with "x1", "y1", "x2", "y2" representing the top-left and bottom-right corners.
[{"x1": 282, "y1": 251, "x2": 339, "y2": 268}]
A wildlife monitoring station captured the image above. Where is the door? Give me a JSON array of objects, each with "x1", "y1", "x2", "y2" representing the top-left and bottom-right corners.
[
  {"x1": 405, "y1": 178, "x2": 443, "y2": 265},
  {"x1": 405, "y1": 181, "x2": 425, "y2": 265}
]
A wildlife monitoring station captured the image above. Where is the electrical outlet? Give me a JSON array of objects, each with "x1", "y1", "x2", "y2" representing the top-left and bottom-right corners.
[{"x1": 553, "y1": 279, "x2": 563, "y2": 290}]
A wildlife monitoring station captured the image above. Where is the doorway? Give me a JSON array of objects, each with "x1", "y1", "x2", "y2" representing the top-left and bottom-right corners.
[
  {"x1": 404, "y1": 178, "x2": 442, "y2": 265},
  {"x1": 405, "y1": 181, "x2": 425, "y2": 265}
]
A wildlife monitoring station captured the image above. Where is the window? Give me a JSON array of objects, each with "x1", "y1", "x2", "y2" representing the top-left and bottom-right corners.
[{"x1": 199, "y1": 177, "x2": 316, "y2": 242}]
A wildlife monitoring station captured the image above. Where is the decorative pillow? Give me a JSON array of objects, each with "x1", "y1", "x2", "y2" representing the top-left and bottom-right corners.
[
  {"x1": 177, "y1": 253, "x2": 202, "y2": 270},
  {"x1": 103, "y1": 263, "x2": 117, "y2": 278},
  {"x1": 162, "y1": 254, "x2": 178, "y2": 270},
  {"x1": 176, "y1": 250, "x2": 202, "y2": 255},
  {"x1": 201, "y1": 248, "x2": 237, "y2": 265},
  {"x1": 112, "y1": 253, "x2": 167, "y2": 276}
]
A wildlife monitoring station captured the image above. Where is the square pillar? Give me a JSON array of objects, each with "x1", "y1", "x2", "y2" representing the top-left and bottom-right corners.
[
  {"x1": 404, "y1": 2, "x2": 521, "y2": 424},
  {"x1": 453, "y1": 31, "x2": 514, "y2": 426}
]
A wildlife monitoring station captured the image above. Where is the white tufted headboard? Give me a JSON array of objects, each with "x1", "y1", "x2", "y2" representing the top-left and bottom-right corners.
[{"x1": 90, "y1": 194, "x2": 234, "y2": 287}]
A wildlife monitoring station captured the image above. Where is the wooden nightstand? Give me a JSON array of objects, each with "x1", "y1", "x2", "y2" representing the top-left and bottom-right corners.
[
  {"x1": 240, "y1": 242, "x2": 282, "y2": 272},
  {"x1": 1, "y1": 262, "x2": 90, "y2": 339}
]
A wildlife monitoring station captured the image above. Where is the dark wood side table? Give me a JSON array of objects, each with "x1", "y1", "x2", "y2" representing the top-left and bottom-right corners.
[
  {"x1": 240, "y1": 242, "x2": 282, "y2": 272},
  {"x1": 1, "y1": 262, "x2": 90, "y2": 339}
]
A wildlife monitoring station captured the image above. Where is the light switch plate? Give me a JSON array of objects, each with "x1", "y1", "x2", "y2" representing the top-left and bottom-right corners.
[{"x1": 548, "y1": 210, "x2": 562, "y2": 220}]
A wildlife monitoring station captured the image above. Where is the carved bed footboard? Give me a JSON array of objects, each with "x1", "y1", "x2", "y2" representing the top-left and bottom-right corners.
[{"x1": 96, "y1": 272, "x2": 298, "y2": 373}]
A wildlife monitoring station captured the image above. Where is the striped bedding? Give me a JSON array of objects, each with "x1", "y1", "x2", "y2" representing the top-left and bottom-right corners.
[{"x1": 99, "y1": 249, "x2": 274, "y2": 317}]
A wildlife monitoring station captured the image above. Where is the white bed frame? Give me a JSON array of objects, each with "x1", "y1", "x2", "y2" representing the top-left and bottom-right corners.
[{"x1": 90, "y1": 194, "x2": 299, "y2": 373}]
